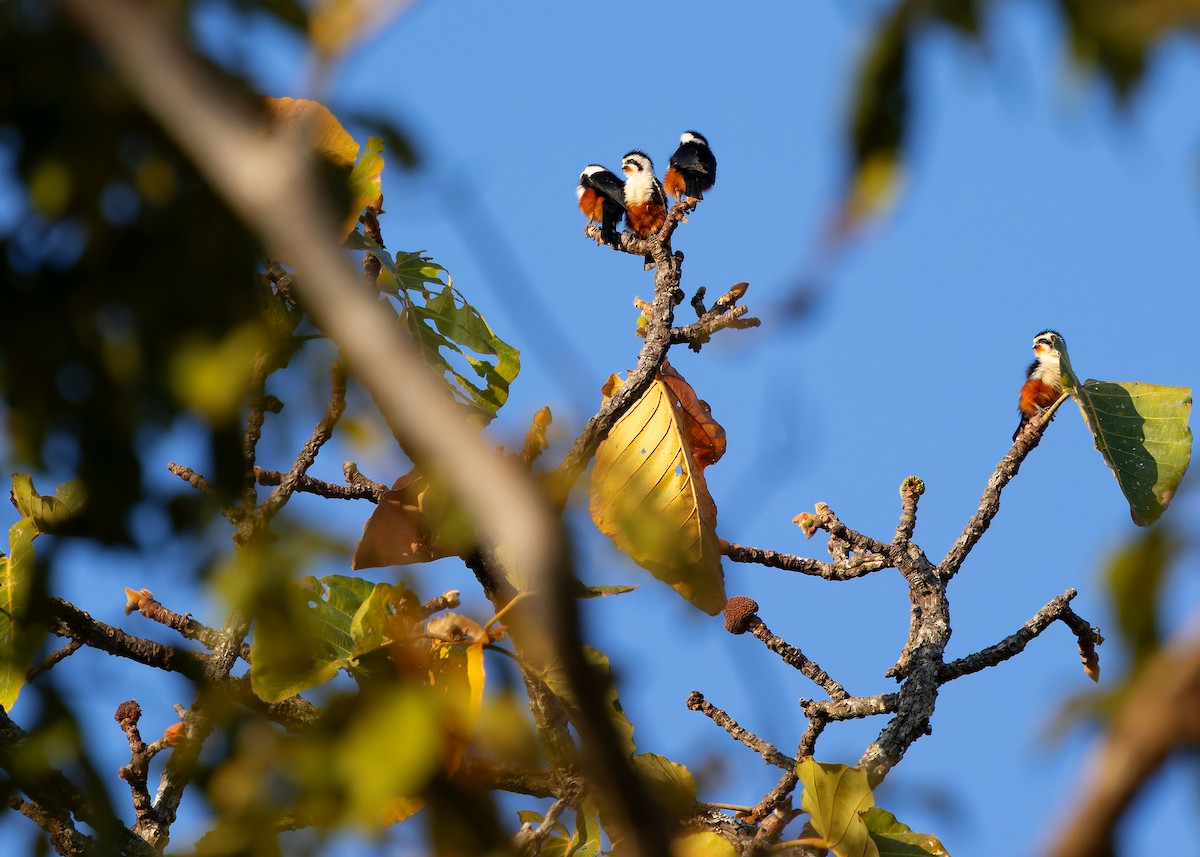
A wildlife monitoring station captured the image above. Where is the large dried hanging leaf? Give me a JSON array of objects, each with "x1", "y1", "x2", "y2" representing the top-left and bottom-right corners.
[
  {"x1": 589, "y1": 370, "x2": 726, "y2": 615},
  {"x1": 796, "y1": 758, "x2": 878, "y2": 857},
  {"x1": 1057, "y1": 335, "x2": 1192, "y2": 526}
]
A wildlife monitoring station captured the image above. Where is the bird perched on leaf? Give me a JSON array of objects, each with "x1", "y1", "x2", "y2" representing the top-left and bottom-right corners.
[
  {"x1": 577, "y1": 165, "x2": 626, "y2": 248},
  {"x1": 1014, "y1": 330, "x2": 1065, "y2": 440},
  {"x1": 664, "y1": 131, "x2": 717, "y2": 203},
  {"x1": 621, "y1": 149, "x2": 668, "y2": 268}
]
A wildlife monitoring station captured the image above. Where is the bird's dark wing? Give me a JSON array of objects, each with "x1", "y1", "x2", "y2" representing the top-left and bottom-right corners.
[
  {"x1": 670, "y1": 146, "x2": 714, "y2": 178},
  {"x1": 583, "y1": 170, "x2": 627, "y2": 209}
]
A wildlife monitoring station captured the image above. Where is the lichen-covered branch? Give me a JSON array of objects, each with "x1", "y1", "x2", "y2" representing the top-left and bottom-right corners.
[{"x1": 687, "y1": 691, "x2": 795, "y2": 771}]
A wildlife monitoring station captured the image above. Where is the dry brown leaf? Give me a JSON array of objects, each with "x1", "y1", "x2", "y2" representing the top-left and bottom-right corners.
[
  {"x1": 659, "y1": 360, "x2": 726, "y2": 470},
  {"x1": 352, "y1": 470, "x2": 450, "y2": 569}
]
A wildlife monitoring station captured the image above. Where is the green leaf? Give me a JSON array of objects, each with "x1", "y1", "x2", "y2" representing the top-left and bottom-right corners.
[
  {"x1": 573, "y1": 582, "x2": 639, "y2": 599},
  {"x1": 400, "y1": 286, "x2": 520, "y2": 419},
  {"x1": 1071, "y1": 379, "x2": 1192, "y2": 526},
  {"x1": 796, "y1": 758, "x2": 878, "y2": 857},
  {"x1": 347, "y1": 135, "x2": 384, "y2": 215},
  {"x1": 632, "y1": 752, "x2": 698, "y2": 816},
  {"x1": 0, "y1": 517, "x2": 41, "y2": 710},
  {"x1": 542, "y1": 646, "x2": 636, "y2": 757},
  {"x1": 250, "y1": 574, "x2": 389, "y2": 702},
  {"x1": 864, "y1": 807, "x2": 951, "y2": 856},
  {"x1": 392, "y1": 251, "x2": 448, "y2": 294},
  {"x1": 332, "y1": 684, "x2": 442, "y2": 828},
  {"x1": 10, "y1": 474, "x2": 86, "y2": 534},
  {"x1": 345, "y1": 230, "x2": 397, "y2": 276},
  {"x1": 1103, "y1": 528, "x2": 1177, "y2": 666}
]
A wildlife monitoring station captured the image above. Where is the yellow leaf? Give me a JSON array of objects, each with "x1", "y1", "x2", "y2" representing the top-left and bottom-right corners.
[
  {"x1": 333, "y1": 685, "x2": 442, "y2": 828},
  {"x1": 263, "y1": 96, "x2": 359, "y2": 169},
  {"x1": 796, "y1": 758, "x2": 879, "y2": 857},
  {"x1": 673, "y1": 832, "x2": 738, "y2": 857},
  {"x1": 263, "y1": 97, "x2": 384, "y2": 238},
  {"x1": 589, "y1": 375, "x2": 726, "y2": 614},
  {"x1": 427, "y1": 618, "x2": 487, "y2": 772}
]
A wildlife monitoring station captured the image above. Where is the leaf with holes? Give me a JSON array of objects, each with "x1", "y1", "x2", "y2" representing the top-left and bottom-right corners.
[
  {"x1": 399, "y1": 285, "x2": 520, "y2": 419},
  {"x1": 250, "y1": 574, "x2": 395, "y2": 702},
  {"x1": 589, "y1": 371, "x2": 726, "y2": 615}
]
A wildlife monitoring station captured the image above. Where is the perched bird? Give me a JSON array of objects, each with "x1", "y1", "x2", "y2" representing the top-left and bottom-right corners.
[
  {"x1": 1014, "y1": 330, "x2": 1065, "y2": 440},
  {"x1": 577, "y1": 165, "x2": 627, "y2": 248},
  {"x1": 621, "y1": 150, "x2": 668, "y2": 268},
  {"x1": 664, "y1": 131, "x2": 717, "y2": 202}
]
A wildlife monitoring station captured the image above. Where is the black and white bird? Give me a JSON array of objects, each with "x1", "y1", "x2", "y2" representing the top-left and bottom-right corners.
[
  {"x1": 576, "y1": 165, "x2": 627, "y2": 248},
  {"x1": 621, "y1": 150, "x2": 668, "y2": 268},
  {"x1": 1014, "y1": 330, "x2": 1065, "y2": 441},
  {"x1": 664, "y1": 131, "x2": 717, "y2": 203}
]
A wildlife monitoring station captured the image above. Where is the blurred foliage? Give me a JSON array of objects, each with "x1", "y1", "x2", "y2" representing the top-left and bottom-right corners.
[
  {"x1": 844, "y1": 0, "x2": 1200, "y2": 224},
  {"x1": 1, "y1": 1, "x2": 1197, "y2": 854},
  {"x1": 0, "y1": 2, "x2": 274, "y2": 541}
]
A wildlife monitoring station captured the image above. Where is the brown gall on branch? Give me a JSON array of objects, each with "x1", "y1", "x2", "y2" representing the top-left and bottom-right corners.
[
  {"x1": 722, "y1": 596, "x2": 850, "y2": 700},
  {"x1": 360, "y1": 201, "x2": 384, "y2": 286},
  {"x1": 114, "y1": 700, "x2": 175, "y2": 840},
  {"x1": 0, "y1": 706, "x2": 156, "y2": 857},
  {"x1": 687, "y1": 691, "x2": 796, "y2": 771}
]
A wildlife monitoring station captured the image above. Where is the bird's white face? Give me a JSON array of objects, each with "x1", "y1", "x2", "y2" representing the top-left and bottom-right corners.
[
  {"x1": 680, "y1": 132, "x2": 706, "y2": 147},
  {"x1": 581, "y1": 165, "x2": 606, "y2": 180},
  {"x1": 622, "y1": 153, "x2": 652, "y2": 176},
  {"x1": 1032, "y1": 331, "x2": 1059, "y2": 360},
  {"x1": 1030, "y1": 332, "x2": 1062, "y2": 381}
]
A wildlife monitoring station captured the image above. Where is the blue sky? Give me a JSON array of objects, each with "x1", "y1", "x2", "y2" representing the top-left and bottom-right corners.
[{"x1": 6, "y1": 1, "x2": 1200, "y2": 854}]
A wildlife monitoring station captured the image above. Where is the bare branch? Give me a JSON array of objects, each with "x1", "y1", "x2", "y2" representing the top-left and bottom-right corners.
[
  {"x1": 259, "y1": 362, "x2": 348, "y2": 519},
  {"x1": 722, "y1": 541, "x2": 889, "y2": 581},
  {"x1": 939, "y1": 590, "x2": 1091, "y2": 681},
  {"x1": 687, "y1": 691, "x2": 796, "y2": 771},
  {"x1": 940, "y1": 397, "x2": 1065, "y2": 581}
]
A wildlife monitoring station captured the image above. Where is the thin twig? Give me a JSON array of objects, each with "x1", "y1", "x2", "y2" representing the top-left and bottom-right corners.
[{"x1": 687, "y1": 692, "x2": 796, "y2": 770}]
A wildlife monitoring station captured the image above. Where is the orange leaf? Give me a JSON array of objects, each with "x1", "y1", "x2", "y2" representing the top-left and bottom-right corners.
[
  {"x1": 659, "y1": 361, "x2": 726, "y2": 470},
  {"x1": 352, "y1": 469, "x2": 474, "y2": 569}
]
